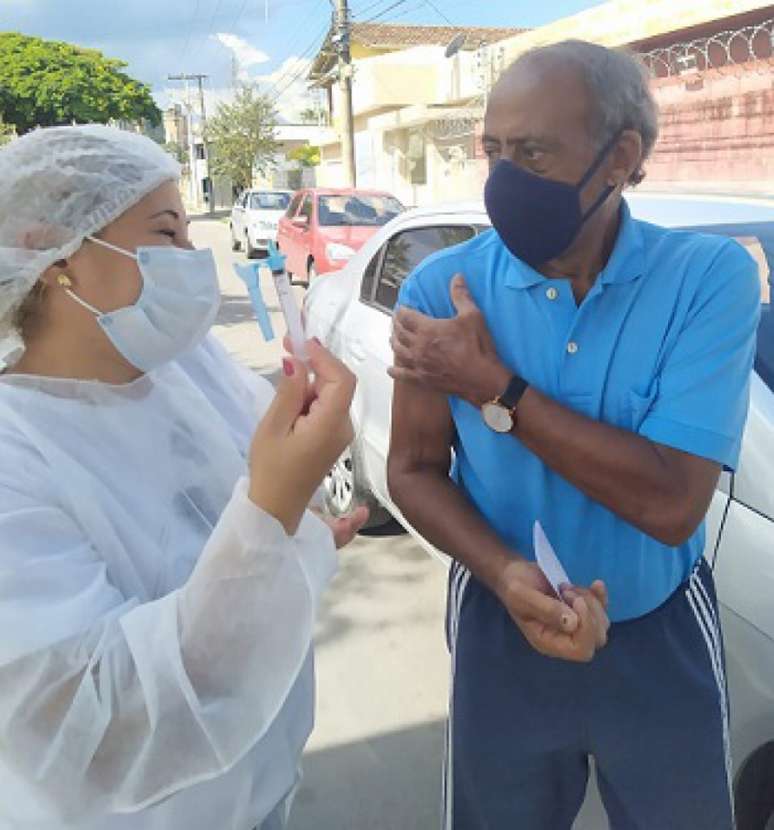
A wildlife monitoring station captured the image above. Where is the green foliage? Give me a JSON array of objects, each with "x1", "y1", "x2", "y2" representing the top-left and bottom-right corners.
[
  {"x1": 0, "y1": 32, "x2": 160, "y2": 134},
  {"x1": 288, "y1": 144, "x2": 321, "y2": 168},
  {"x1": 299, "y1": 106, "x2": 327, "y2": 125},
  {"x1": 206, "y1": 85, "x2": 279, "y2": 191},
  {"x1": 0, "y1": 118, "x2": 15, "y2": 147},
  {"x1": 163, "y1": 141, "x2": 187, "y2": 164}
]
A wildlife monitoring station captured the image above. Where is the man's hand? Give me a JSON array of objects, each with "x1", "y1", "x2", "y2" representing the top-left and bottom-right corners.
[
  {"x1": 314, "y1": 505, "x2": 370, "y2": 549},
  {"x1": 389, "y1": 274, "x2": 512, "y2": 407},
  {"x1": 495, "y1": 559, "x2": 610, "y2": 662}
]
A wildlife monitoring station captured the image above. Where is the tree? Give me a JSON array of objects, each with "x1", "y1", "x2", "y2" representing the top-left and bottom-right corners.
[
  {"x1": 288, "y1": 145, "x2": 321, "y2": 168},
  {"x1": 299, "y1": 106, "x2": 327, "y2": 125},
  {"x1": 0, "y1": 33, "x2": 160, "y2": 134},
  {"x1": 206, "y1": 85, "x2": 279, "y2": 191},
  {"x1": 163, "y1": 141, "x2": 187, "y2": 165},
  {"x1": 0, "y1": 118, "x2": 15, "y2": 147}
]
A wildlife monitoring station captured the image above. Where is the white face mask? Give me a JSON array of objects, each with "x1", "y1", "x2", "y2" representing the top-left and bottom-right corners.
[{"x1": 64, "y1": 236, "x2": 221, "y2": 372}]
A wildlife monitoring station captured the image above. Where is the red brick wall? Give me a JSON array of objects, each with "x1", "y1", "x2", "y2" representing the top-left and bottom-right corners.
[{"x1": 643, "y1": 59, "x2": 774, "y2": 194}]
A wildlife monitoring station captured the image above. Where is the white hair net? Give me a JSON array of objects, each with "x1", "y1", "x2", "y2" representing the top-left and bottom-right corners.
[{"x1": 0, "y1": 124, "x2": 181, "y2": 351}]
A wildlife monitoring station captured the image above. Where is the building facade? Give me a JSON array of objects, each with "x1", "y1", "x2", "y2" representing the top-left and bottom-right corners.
[{"x1": 308, "y1": 4, "x2": 774, "y2": 204}]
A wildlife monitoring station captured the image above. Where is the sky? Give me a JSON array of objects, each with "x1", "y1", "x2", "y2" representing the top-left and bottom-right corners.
[{"x1": 1, "y1": 0, "x2": 606, "y2": 120}]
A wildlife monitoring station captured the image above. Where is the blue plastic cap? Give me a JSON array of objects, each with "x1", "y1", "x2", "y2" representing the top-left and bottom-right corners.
[{"x1": 266, "y1": 240, "x2": 286, "y2": 275}]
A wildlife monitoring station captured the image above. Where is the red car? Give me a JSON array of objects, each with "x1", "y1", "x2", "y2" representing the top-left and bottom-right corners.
[{"x1": 277, "y1": 187, "x2": 404, "y2": 281}]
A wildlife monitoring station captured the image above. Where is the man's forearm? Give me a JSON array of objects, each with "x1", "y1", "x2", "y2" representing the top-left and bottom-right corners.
[
  {"x1": 388, "y1": 466, "x2": 515, "y2": 593},
  {"x1": 513, "y1": 386, "x2": 698, "y2": 544}
]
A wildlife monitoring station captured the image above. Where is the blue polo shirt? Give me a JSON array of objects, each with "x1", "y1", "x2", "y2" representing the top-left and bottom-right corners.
[{"x1": 397, "y1": 201, "x2": 760, "y2": 621}]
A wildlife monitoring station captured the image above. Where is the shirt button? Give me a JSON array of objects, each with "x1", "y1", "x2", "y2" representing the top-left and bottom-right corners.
[
  {"x1": 567, "y1": 341, "x2": 579, "y2": 355},
  {"x1": 546, "y1": 287, "x2": 559, "y2": 301}
]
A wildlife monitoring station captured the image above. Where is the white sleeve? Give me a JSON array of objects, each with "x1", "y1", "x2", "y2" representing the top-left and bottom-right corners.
[{"x1": 0, "y1": 475, "x2": 337, "y2": 823}]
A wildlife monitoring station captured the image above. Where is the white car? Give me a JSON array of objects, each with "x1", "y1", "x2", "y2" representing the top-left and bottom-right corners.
[
  {"x1": 304, "y1": 195, "x2": 774, "y2": 830},
  {"x1": 230, "y1": 189, "x2": 293, "y2": 258}
]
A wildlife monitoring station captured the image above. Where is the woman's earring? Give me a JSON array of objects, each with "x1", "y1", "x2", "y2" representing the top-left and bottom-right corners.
[{"x1": 57, "y1": 274, "x2": 73, "y2": 288}]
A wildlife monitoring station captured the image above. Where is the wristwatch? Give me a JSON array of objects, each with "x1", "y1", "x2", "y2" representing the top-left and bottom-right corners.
[{"x1": 481, "y1": 374, "x2": 529, "y2": 434}]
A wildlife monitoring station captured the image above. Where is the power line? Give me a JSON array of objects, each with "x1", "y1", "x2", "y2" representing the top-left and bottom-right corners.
[
  {"x1": 180, "y1": 0, "x2": 203, "y2": 64},
  {"x1": 261, "y1": 0, "x2": 329, "y2": 96},
  {"x1": 264, "y1": 20, "x2": 331, "y2": 100},
  {"x1": 351, "y1": 0, "x2": 395, "y2": 18},
  {"x1": 422, "y1": 0, "x2": 454, "y2": 26},
  {"x1": 229, "y1": 0, "x2": 251, "y2": 31},
  {"x1": 359, "y1": 0, "x2": 410, "y2": 24},
  {"x1": 375, "y1": 1, "x2": 427, "y2": 23},
  {"x1": 207, "y1": 0, "x2": 227, "y2": 35}
]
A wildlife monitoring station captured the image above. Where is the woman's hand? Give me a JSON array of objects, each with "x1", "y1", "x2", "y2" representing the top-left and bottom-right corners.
[
  {"x1": 248, "y1": 340, "x2": 356, "y2": 535},
  {"x1": 314, "y1": 505, "x2": 370, "y2": 549}
]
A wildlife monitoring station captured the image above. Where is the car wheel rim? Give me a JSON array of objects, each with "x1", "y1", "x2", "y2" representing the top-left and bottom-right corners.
[{"x1": 325, "y1": 448, "x2": 354, "y2": 515}]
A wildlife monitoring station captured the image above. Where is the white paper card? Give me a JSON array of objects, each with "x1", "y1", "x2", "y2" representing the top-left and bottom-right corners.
[{"x1": 533, "y1": 520, "x2": 571, "y2": 598}]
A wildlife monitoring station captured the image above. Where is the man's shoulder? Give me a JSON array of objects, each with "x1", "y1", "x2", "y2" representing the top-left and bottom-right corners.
[
  {"x1": 398, "y1": 229, "x2": 502, "y2": 316},
  {"x1": 639, "y1": 222, "x2": 761, "y2": 336},
  {"x1": 636, "y1": 216, "x2": 752, "y2": 268},
  {"x1": 412, "y1": 228, "x2": 500, "y2": 279}
]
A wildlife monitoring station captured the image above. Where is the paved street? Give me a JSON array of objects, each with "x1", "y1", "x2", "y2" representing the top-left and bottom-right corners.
[
  {"x1": 189, "y1": 217, "x2": 453, "y2": 829},
  {"x1": 189, "y1": 217, "x2": 606, "y2": 830}
]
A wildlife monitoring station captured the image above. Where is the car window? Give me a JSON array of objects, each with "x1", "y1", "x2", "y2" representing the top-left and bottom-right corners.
[
  {"x1": 299, "y1": 194, "x2": 313, "y2": 221},
  {"x1": 368, "y1": 225, "x2": 477, "y2": 312},
  {"x1": 285, "y1": 192, "x2": 302, "y2": 218},
  {"x1": 682, "y1": 221, "x2": 774, "y2": 393},
  {"x1": 360, "y1": 248, "x2": 384, "y2": 304},
  {"x1": 250, "y1": 192, "x2": 291, "y2": 211},
  {"x1": 319, "y1": 194, "x2": 403, "y2": 227}
]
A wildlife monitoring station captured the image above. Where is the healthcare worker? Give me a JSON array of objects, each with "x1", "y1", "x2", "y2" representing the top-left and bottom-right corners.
[{"x1": 0, "y1": 124, "x2": 366, "y2": 830}]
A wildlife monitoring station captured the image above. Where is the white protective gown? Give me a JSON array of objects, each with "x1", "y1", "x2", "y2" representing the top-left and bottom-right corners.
[{"x1": 0, "y1": 335, "x2": 337, "y2": 829}]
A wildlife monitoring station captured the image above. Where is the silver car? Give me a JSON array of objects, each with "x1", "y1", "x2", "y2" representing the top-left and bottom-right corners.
[
  {"x1": 230, "y1": 189, "x2": 293, "y2": 259},
  {"x1": 304, "y1": 194, "x2": 774, "y2": 829}
]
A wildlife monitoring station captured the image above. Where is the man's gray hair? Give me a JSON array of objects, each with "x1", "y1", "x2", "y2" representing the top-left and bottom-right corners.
[{"x1": 508, "y1": 40, "x2": 659, "y2": 186}]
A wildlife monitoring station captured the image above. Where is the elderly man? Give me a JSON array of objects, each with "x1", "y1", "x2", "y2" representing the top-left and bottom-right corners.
[{"x1": 388, "y1": 40, "x2": 760, "y2": 830}]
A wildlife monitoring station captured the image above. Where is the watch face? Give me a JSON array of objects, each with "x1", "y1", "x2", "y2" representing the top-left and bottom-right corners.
[{"x1": 482, "y1": 402, "x2": 513, "y2": 433}]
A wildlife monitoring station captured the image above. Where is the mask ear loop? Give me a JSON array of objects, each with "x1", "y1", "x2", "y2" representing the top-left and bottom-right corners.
[
  {"x1": 577, "y1": 132, "x2": 621, "y2": 224},
  {"x1": 85, "y1": 235, "x2": 139, "y2": 261},
  {"x1": 57, "y1": 273, "x2": 102, "y2": 316}
]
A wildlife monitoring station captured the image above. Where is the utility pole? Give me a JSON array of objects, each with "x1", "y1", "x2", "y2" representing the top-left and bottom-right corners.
[
  {"x1": 168, "y1": 73, "x2": 214, "y2": 214},
  {"x1": 332, "y1": 0, "x2": 356, "y2": 187}
]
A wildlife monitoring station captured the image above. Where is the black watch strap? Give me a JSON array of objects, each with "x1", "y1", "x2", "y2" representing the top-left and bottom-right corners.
[{"x1": 498, "y1": 374, "x2": 529, "y2": 411}]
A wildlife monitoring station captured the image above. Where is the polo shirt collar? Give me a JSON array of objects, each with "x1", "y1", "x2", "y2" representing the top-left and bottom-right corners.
[{"x1": 502, "y1": 198, "x2": 645, "y2": 289}]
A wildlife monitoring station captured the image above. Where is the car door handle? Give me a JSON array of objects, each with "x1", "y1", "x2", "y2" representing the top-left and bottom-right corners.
[{"x1": 349, "y1": 340, "x2": 367, "y2": 362}]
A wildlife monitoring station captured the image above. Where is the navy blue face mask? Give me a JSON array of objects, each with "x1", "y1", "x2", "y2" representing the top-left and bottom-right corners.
[{"x1": 484, "y1": 135, "x2": 619, "y2": 268}]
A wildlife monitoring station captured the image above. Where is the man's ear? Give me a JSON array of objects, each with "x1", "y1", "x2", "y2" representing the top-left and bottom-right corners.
[{"x1": 608, "y1": 130, "x2": 643, "y2": 188}]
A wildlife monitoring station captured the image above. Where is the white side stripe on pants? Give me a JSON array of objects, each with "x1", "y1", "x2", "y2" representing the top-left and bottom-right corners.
[
  {"x1": 685, "y1": 571, "x2": 734, "y2": 823},
  {"x1": 443, "y1": 563, "x2": 471, "y2": 830}
]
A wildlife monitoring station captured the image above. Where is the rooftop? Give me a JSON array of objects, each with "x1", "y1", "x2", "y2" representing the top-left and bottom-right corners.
[{"x1": 309, "y1": 23, "x2": 527, "y2": 80}]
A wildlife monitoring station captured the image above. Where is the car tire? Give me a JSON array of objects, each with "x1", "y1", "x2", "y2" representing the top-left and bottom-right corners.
[
  {"x1": 735, "y1": 743, "x2": 774, "y2": 830},
  {"x1": 230, "y1": 226, "x2": 241, "y2": 252},
  {"x1": 324, "y1": 443, "x2": 392, "y2": 531},
  {"x1": 245, "y1": 232, "x2": 259, "y2": 260}
]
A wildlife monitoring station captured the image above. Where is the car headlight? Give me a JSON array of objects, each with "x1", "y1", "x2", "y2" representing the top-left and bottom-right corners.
[{"x1": 326, "y1": 242, "x2": 356, "y2": 261}]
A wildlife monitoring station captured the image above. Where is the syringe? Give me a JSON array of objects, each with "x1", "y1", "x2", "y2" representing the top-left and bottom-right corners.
[{"x1": 266, "y1": 240, "x2": 309, "y2": 363}]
